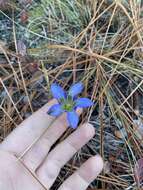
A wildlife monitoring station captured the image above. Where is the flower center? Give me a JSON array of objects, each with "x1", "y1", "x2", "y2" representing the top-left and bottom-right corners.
[
  {"x1": 60, "y1": 95, "x2": 75, "y2": 112},
  {"x1": 62, "y1": 103, "x2": 73, "y2": 111}
]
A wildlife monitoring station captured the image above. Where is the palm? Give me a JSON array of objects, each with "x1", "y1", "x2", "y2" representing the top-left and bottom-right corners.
[
  {"x1": 0, "y1": 150, "x2": 43, "y2": 190},
  {"x1": 0, "y1": 100, "x2": 103, "y2": 190}
]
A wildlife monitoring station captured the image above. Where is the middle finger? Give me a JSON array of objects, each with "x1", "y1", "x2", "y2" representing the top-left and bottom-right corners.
[
  {"x1": 23, "y1": 109, "x2": 82, "y2": 171},
  {"x1": 36, "y1": 123, "x2": 95, "y2": 189}
]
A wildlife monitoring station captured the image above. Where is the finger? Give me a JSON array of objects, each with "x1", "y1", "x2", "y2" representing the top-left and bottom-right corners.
[
  {"x1": 36, "y1": 123, "x2": 95, "y2": 188},
  {"x1": 0, "y1": 99, "x2": 57, "y2": 154},
  {"x1": 22, "y1": 108, "x2": 81, "y2": 171},
  {"x1": 0, "y1": 99, "x2": 70, "y2": 155},
  {"x1": 58, "y1": 155, "x2": 103, "y2": 190}
]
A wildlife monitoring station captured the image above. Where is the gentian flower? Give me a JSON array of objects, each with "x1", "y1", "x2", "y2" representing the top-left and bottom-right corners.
[{"x1": 47, "y1": 82, "x2": 93, "y2": 129}]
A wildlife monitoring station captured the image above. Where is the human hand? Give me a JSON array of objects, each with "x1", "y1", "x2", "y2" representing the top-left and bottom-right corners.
[{"x1": 0, "y1": 99, "x2": 103, "y2": 190}]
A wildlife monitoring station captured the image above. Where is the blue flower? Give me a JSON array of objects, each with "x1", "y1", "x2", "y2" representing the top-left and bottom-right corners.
[{"x1": 47, "y1": 82, "x2": 93, "y2": 129}]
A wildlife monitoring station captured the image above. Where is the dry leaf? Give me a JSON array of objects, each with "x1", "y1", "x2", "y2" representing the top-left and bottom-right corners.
[
  {"x1": 104, "y1": 161, "x2": 111, "y2": 174},
  {"x1": 20, "y1": 10, "x2": 29, "y2": 24},
  {"x1": 115, "y1": 130, "x2": 122, "y2": 139},
  {"x1": 30, "y1": 71, "x2": 44, "y2": 86},
  {"x1": 27, "y1": 62, "x2": 39, "y2": 73},
  {"x1": 19, "y1": 0, "x2": 32, "y2": 6},
  {"x1": 134, "y1": 158, "x2": 143, "y2": 187},
  {"x1": 0, "y1": 0, "x2": 10, "y2": 10},
  {"x1": 114, "y1": 128, "x2": 127, "y2": 139},
  {"x1": 133, "y1": 119, "x2": 143, "y2": 140},
  {"x1": 17, "y1": 40, "x2": 27, "y2": 56},
  {"x1": 0, "y1": 40, "x2": 7, "y2": 53}
]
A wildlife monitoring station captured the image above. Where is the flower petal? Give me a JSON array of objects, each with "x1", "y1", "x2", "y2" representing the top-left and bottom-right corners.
[
  {"x1": 75, "y1": 98, "x2": 93, "y2": 108},
  {"x1": 67, "y1": 111, "x2": 79, "y2": 129},
  {"x1": 47, "y1": 104, "x2": 63, "y2": 116},
  {"x1": 68, "y1": 82, "x2": 84, "y2": 98},
  {"x1": 51, "y1": 83, "x2": 66, "y2": 100}
]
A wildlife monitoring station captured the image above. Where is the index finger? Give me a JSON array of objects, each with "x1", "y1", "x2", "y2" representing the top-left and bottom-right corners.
[{"x1": 0, "y1": 99, "x2": 81, "y2": 155}]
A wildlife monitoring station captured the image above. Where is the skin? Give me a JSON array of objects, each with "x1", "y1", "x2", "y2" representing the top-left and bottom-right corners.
[{"x1": 0, "y1": 99, "x2": 103, "y2": 190}]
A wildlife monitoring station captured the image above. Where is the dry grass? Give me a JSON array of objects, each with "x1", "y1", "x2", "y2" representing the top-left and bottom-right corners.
[{"x1": 0, "y1": 0, "x2": 143, "y2": 189}]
